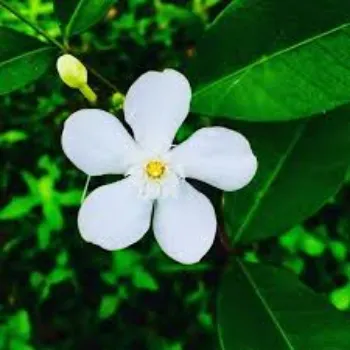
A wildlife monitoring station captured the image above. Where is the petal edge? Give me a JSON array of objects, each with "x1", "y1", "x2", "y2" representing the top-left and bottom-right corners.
[
  {"x1": 78, "y1": 179, "x2": 153, "y2": 250},
  {"x1": 170, "y1": 127, "x2": 257, "y2": 191},
  {"x1": 62, "y1": 109, "x2": 138, "y2": 176},
  {"x1": 124, "y1": 69, "x2": 191, "y2": 153},
  {"x1": 153, "y1": 181, "x2": 217, "y2": 264}
]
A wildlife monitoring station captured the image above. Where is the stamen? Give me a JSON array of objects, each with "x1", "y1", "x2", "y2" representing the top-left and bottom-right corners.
[{"x1": 145, "y1": 160, "x2": 166, "y2": 180}]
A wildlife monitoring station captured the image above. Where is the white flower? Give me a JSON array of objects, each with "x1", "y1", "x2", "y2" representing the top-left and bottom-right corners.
[{"x1": 61, "y1": 69, "x2": 257, "y2": 264}]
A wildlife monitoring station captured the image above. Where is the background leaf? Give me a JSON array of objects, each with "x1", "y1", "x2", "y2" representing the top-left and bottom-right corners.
[
  {"x1": 218, "y1": 259, "x2": 350, "y2": 349},
  {"x1": 0, "y1": 196, "x2": 38, "y2": 220},
  {"x1": 8, "y1": 310, "x2": 31, "y2": 341},
  {"x1": 0, "y1": 27, "x2": 56, "y2": 95},
  {"x1": 54, "y1": 0, "x2": 115, "y2": 38},
  {"x1": 224, "y1": 105, "x2": 350, "y2": 244},
  {"x1": 188, "y1": 0, "x2": 350, "y2": 121},
  {"x1": 132, "y1": 267, "x2": 159, "y2": 291},
  {"x1": 99, "y1": 294, "x2": 120, "y2": 320},
  {"x1": 0, "y1": 130, "x2": 28, "y2": 145}
]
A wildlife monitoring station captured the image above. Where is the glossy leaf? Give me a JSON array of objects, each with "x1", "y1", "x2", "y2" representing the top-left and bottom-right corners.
[
  {"x1": 54, "y1": 0, "x2": 115, "y2": 37},
  {"x1": 0, "y1": 27, "x2": 56, "y2": 95},
  {"x1": 188, "y1": 0, "x2": 350, "y2": 121},
  {"x1": 224, "y1": 105, "x2": 350, "y2": 244},
  {"x1": 218, "y1": 260, "x2": 350, "y2": 349}
]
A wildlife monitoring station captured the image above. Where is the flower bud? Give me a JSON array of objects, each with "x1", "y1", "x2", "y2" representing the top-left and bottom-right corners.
[
  {"x1": 56, "y1": 54, "x2": 97, "y2": 104},
  {"x1": 56, "y1": 54, "x2": 87, "y2": 89},
  {"x1": 111, "y1": 92, "x2": 125, "y2": 109}
]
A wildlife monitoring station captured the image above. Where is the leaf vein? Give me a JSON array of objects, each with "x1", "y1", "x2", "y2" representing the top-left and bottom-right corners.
[
  {"x1": 66, "y1": 0, "x2": 87, "y2": 37},
  {"x1": 193, "y1": 23, "x2": 350, "y2": 99},
  {"x1": 233, "y1": 121, "x2": 308, "y2": 242},
  {"x1": 238, "y1": 260, "x2": 295, "y2": 350},
  {"x1": 0, "y1": 46, "x2": 54, "y2": 69}
]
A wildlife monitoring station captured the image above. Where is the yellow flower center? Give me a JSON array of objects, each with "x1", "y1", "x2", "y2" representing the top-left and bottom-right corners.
[{"x1": 145, "y1": 160, "x2": 166, "y2": 179}]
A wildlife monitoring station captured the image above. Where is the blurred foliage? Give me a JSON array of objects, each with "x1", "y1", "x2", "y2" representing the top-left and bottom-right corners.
[{"x1": 0, "y1": 0, "x2": 349, "y2": 349}]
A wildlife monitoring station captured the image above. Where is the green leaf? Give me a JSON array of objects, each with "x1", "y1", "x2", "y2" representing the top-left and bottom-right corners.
[
  {"x1": 38, "y1": 155, "x2": 61, "y2": 181},
  {"x1": 329, "y1": 241, "x2": 348, "y2": 261},
  {"x1": 54, "y1": 0, "x2": 115, "y2": 38},
  {"x1": 279, "y1": 226, "x2": 304, "y2": 253},
  {"x1": 282, "y1": 257, "x2": 304, "y2": 275},
  {"x1": 58, "y1": 190, "x2": 82, "y2": 206},
  {"x1": 0, "y1": 130, "x2": 28, "y2": 145},
  {"x1": 112, "y1": 250, "x2": 140, "y2": 277},
  {"x1": 0, "y1": 27, "x2": 56, "y2": 95},
  {"x1": 218, "y1": 260, "x2": 350, "y2": 349},
  {"x1": 224, "y1": 106, "x2": 350, "y2": 244},
  {"x1": 38, "y1": 175, "x2": 64, "y2": 230},
  {"x1": 98, "y1": 294, "x2": 120, "y2": 320},
  {"x1": 37, "y1": 222, "x2": 52, "y2": 250},
  {"x1": 346, "y1": 168, "x2": 350, "y2": 182},
  {"x1": 10, "y1": 340, "x2": 34, "y2": 350},
  {"x1": 8, "y1": 310, "x2": 31, "y2": 341},
  {"x1": 0, "y1": 196, "x2": 38, "y2": 220},
  {"x1": 132, "y1": 268, "x2": 159, "y2": 291},
  {"x1": 48, "y1": 268, "x2": 73, "y2": 285},
  {"x1": 30, "y1": 272, "x2": 44, "y2": 289},
  {"x1": 21, "y1": 172, "x2": 39, "y2": 196},
  {"x1": 56, "y1": 250, "x2": 69, "y2": 266},
  {"x1": 188, "y1": 0, "x2": 350, "y2": 121},
  {"x1": 330, "y1": 284, "x2": 350, "y2": 311},
  {"x1": 42, "y1": 201, "x2": 63, "y2": 231},
  {"x1": 299, "y1": 232, "x2": 326, "y2": 257}
]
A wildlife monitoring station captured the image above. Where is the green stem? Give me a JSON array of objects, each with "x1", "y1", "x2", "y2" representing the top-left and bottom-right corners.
[
  {"x1": 79, "y1": 83, "x2": 97, "y2": 104},
  {"x1": 86, "y1": 63, "x2": 119, "y2": 92},
  {"x1": 0, "y1": 0, "x2": 65, "y2": 50}
]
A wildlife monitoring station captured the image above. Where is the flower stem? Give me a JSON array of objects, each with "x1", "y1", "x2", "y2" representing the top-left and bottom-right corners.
[
  {"x1": 0, "y1": 0, "x2": 65, "y2": 50},
  {"x1": 81, "y1": 176, "x2": 91, "y2": 203},
  {"x1": 218, "y1": 224, "x2": 238, "y2": 255},
  {"x1": 79, "y1": 84, "x2": 97, "y2": 104},
  {"x1": 86, "y1": 63, "x2": 119, "y2": 92}
]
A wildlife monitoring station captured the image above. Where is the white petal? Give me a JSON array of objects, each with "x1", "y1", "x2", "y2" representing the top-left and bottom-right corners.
[
  {"x1": 62, "y1": 109, "x2": 139, "y2": 176},
  {"x1": 124, "y1": 69, "x2": 191, "y2": 153},
  {"x1": 170, "y1": 127, "x2": 257, "y2": 191},
  {"x1": 78, "y1": 178, "x2": 153, "y2": 250},
  {"x1": 153, "y1": 181, "x2": 217, "y2": 264}
]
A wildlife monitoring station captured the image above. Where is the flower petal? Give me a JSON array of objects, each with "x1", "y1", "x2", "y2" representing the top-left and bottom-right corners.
[
  {"x1": 170, "y1": 127, "x2": 257, "y2": 191},
  {"x1": 78, "y1": 179, "x2": 153, "y2": 250},
  {"x1": 124, "y1": 69, "x2": 191, "y2": 153},
  {"x1": 62, "y1": 109, "x2": 138, "y2": 176},
  {"x1": 153, "y1": 181, "x2": 217, "y2": 264}
]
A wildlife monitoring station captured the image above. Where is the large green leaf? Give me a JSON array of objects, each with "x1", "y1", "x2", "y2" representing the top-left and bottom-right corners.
[
  {"x1": 218, "y1": 259, "x2": 350, "y2": 349},
  {"x1": 188, "y1": 0, "x2": 350, "y2": 121},
  {"x1": 0, "y1": 27, "x2": 56, "y2": 95},
  {"x1": 224, "y1": 105, "x2": 350, "y2": 244},
  {"x1": 54, "y1": 0, "x2": 115, "y2": 38}
]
